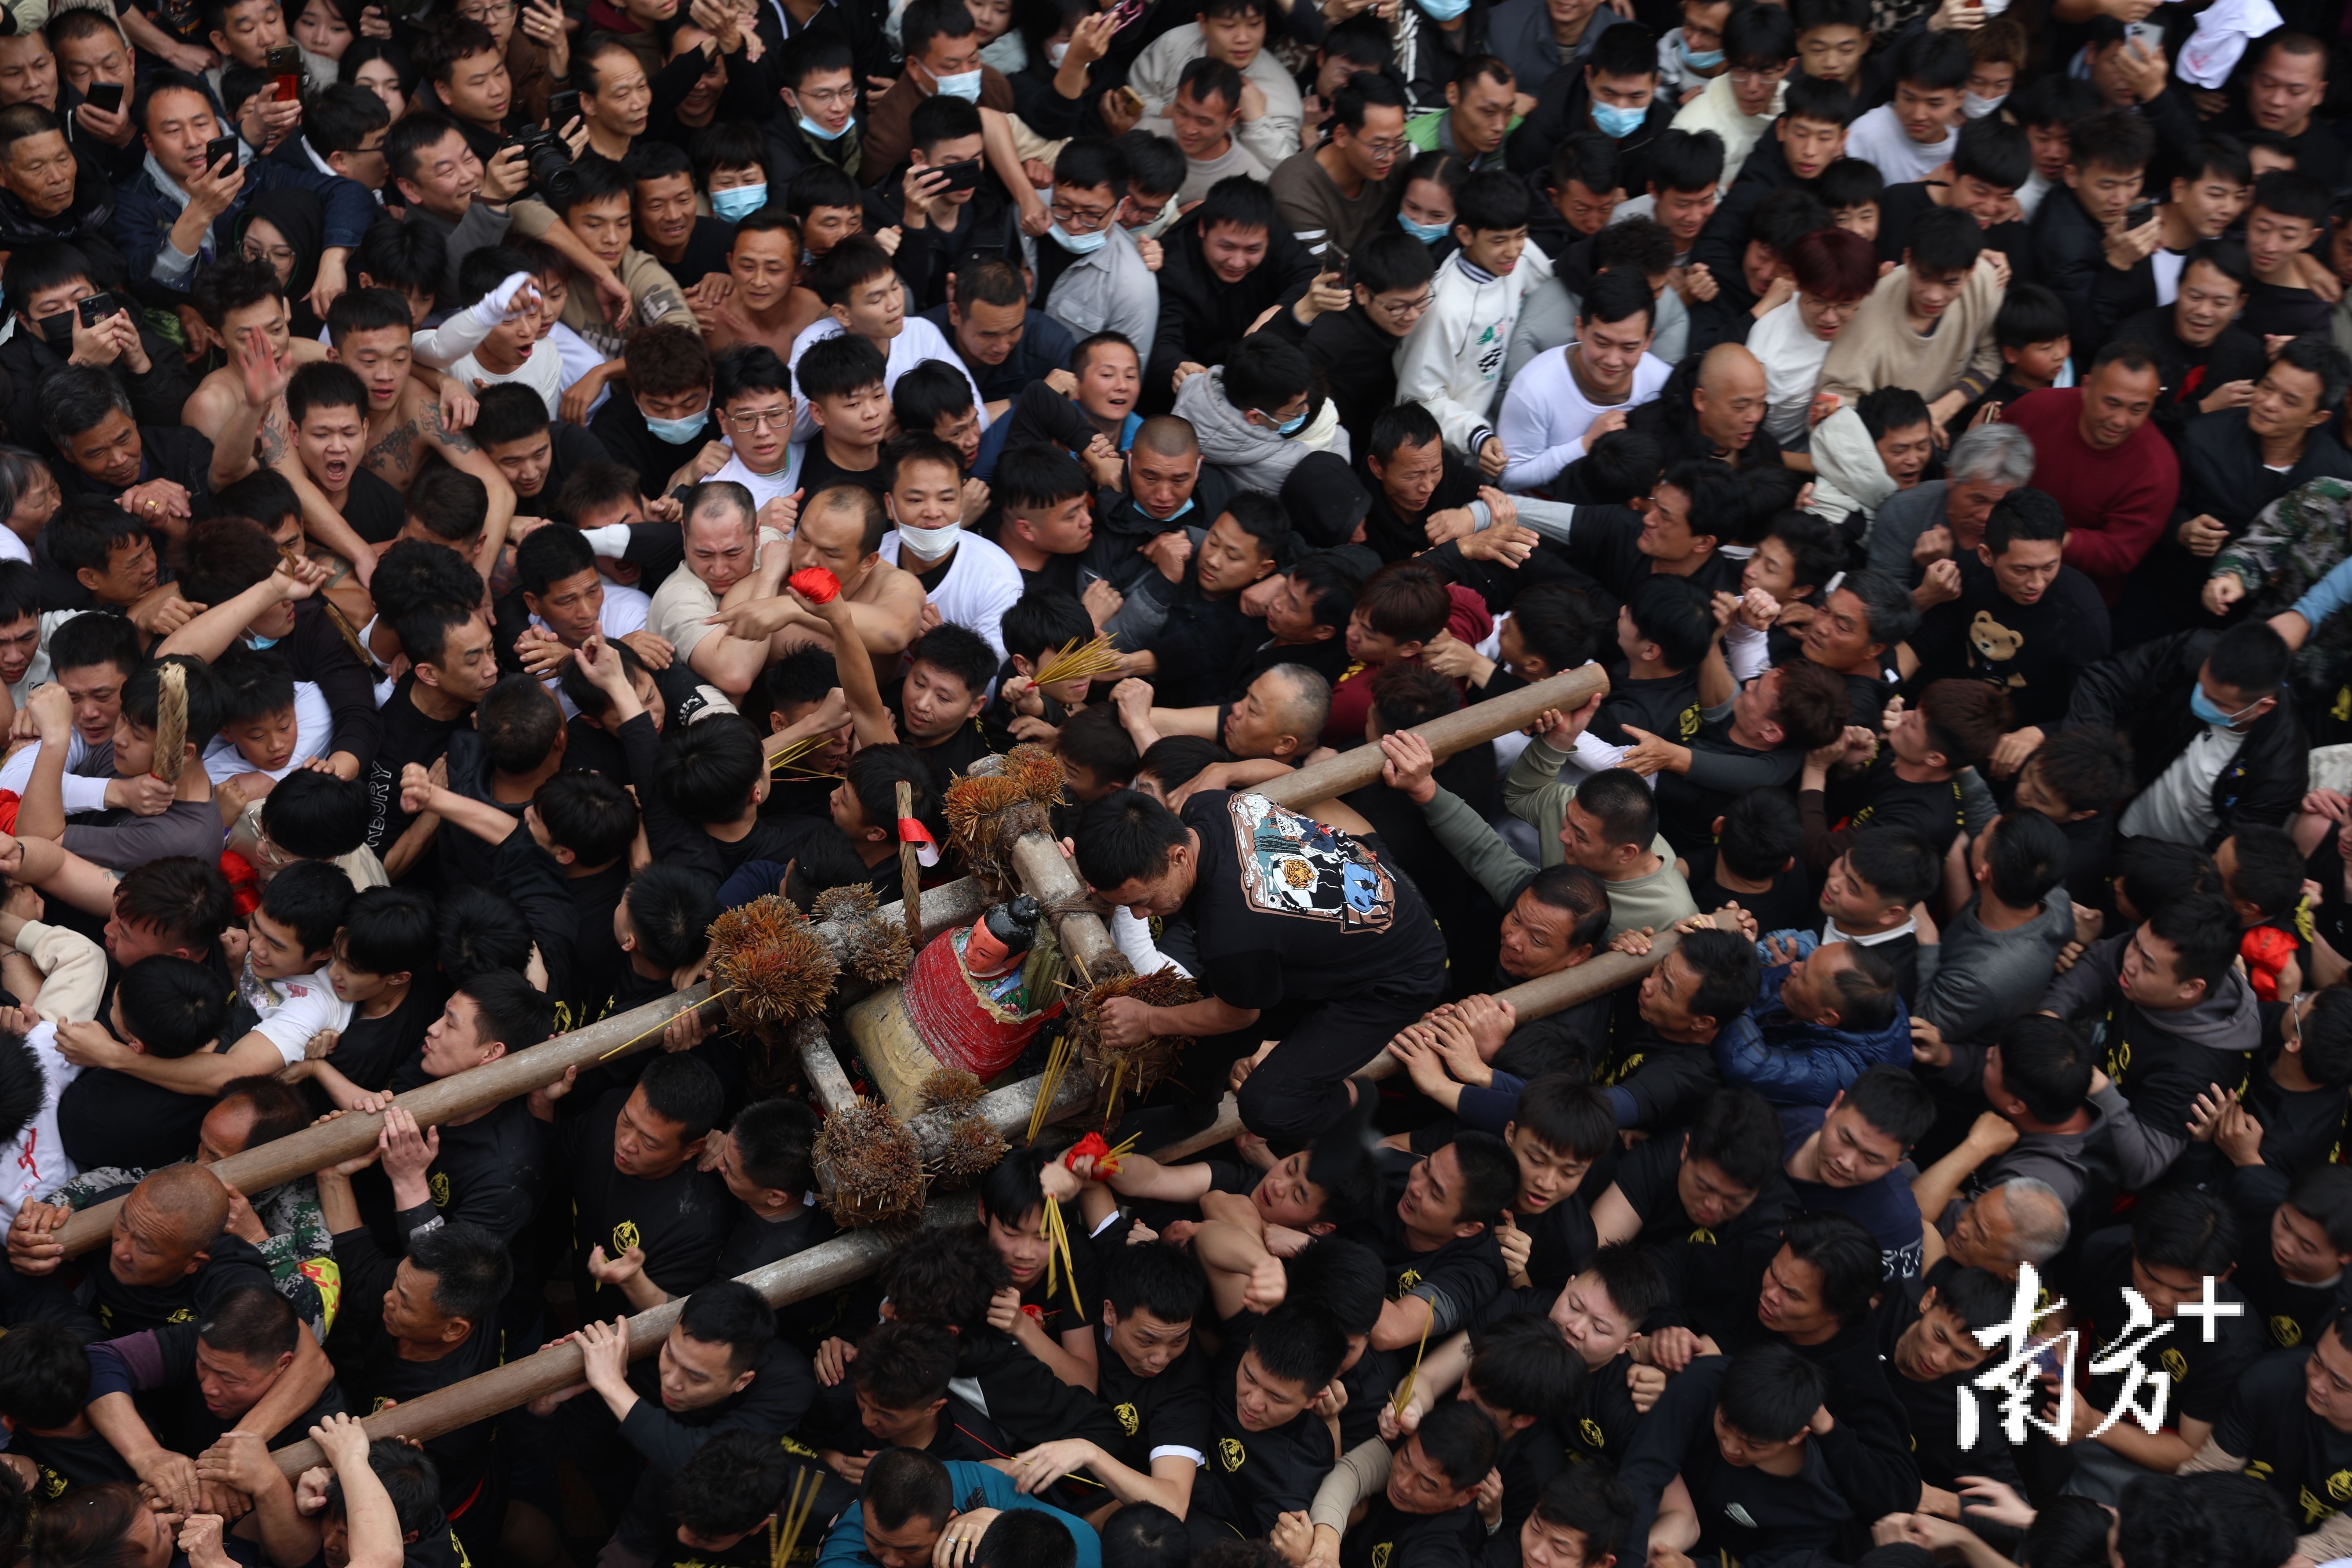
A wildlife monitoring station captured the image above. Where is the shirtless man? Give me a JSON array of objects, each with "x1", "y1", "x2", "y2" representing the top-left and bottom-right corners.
[
  {"x1": 181, "y1": 256, "x2": 329, "y2": 451},
  {"x1": 321, "y1": 287, "x2": 517, "y2": 583},
  {"x1": 689, "y1": 208, "x2": 825, "y2": 359},
  {"x1": 705, "y1": 484, "x2": 926, "y2": 662}
]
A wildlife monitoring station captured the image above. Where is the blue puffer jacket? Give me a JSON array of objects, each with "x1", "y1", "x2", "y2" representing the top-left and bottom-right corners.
[{"x1": 1715, "y1": 931, "x2": 1913, "y2": 1107}]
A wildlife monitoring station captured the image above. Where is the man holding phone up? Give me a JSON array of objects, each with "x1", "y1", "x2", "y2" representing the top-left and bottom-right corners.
[
  {"x1": 113, "y1": 70, "x2": 376, "y2": 316},
  {"x1": 0, "y1": 240, "x2": 197, "y2": 463}
]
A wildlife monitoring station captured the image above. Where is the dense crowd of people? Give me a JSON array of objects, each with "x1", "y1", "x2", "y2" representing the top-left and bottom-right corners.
[{"x1": 0, "y1": 0, "x2": 2337, "y2": 1561}]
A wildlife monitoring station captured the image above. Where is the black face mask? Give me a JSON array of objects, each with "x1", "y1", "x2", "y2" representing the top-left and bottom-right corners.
[{"x1": 30, "y1": 311, "x2": 72, "y2": 347}]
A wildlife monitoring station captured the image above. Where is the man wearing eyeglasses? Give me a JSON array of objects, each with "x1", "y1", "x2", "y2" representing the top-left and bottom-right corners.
[
  {"x1": 1269, "y1": 74, "x2": 1408, "y2": 269},
  {"x1": 707, "y1": 344, "x2": 804, "y2": 513},
  {"x1": 1036, "y1": 138, "x2": 1158, "y2": 354}
]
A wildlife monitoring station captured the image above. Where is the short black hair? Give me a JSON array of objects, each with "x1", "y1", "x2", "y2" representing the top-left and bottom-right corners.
[
  {"x1": 1842, "y1": 1063, "x2": 1935, "y2": 1149},
  {"x1": 259, "y1": 770, "x2": 370, "y2": 860},
  {"x1": 907, "y1": 622, "x2": 996, "y2": 700},
  {"x1": 255, "y1": 858, "x2": 353, "y2": 957},
  {"x1": 666, "y1": 1430, "x2": 791, "y2": 1541},
  {"x1": 0, "y1": 1321, "x2": 89, "y2": 1428},
  {"x1": 1717, "y1": 1342, "x2": 1827, "y2": 1443},
  {"x1": 1779, "y1": 1210, "x2": 1880, "y2": 1327},
  {"x1": 796, "y1": 332, "x2": 889, "y2": 404},
  {"x1": 2145, "y1": 891, "x2": 2246, "y2": 993},
  {"x1": 115, "y1": 955, "x2": 229, "y2": 1058},
  {"x1": 2254, "y1": 168, "x2": 2332, "y2": 227},
  {"x1": 1997, "y1": 1014, "x2": 2092, "y2": 1125},
  {"x1": 1465, "y1": 1314, "x2": 1580, "y2": 1421},
  {"x1": 1104, "y1": 1237, "x2": 1207, "y2": 1325},
  {"x1": 729, "y1": 1098, "x2": 820, "y2": 1192},
  {"x1": 1246, "y1": 1304, "x2": 1348, "y2": 1391},
  {"x1": 2181, "y1": 233, "x2": 2251, "y2": 297},
  {"x1": 1952, "y1": 112, "x2": 2030, "y2": 191},
  {"x1": 1982, "y1": 808, "x2": 2066, "y2": 909},
  {"x1": 1887, "y1": 25, "x2": 1969, "y2": 91},
  {"x1": 1074, "y1": 789, "x2": 1190, "y2": 889},
  {"x1": 1842, "y1": 827, "x2": 1939, "y2": 906},
  {"x1": 1907, "y1": 204, "x2": 1984, "y2": 275},
  {"x1": 457, "y1": 967, "x2": 555, "y2": 1054},
  {"x1": 1690, "y1": 1089, "x2": 1787, "y2": 1191},
  {"x1": 864, "y1": 1448, "x2": 955, "y2": 1534},
  {"x1": 1719, "y1": 786, "x2": 1802, "y2": 882},
  {"x1": 2130, "y1": 1185, "x2": 2236, "y2": 1277},
  {"x1": 637, "y1": 1052, "x2": 725, "y2": 1142},
  {"x1": 624, "y1": 864, "x2": 721, "y2": 972},
  {"x1": 1647, "y1": 129, "x2": 1726, "y2": 197},
  {"x1": 1815, "y1": 157, "x2": 1883, "y2": 211},
  {"x1": 678, "y1": 1279, "x2": 776, "y2": 1371},
  {"x1": 1454, "y1": 168, "x2": 1530, "y2": 234},
  {"x1": 407, "y1": 1220, "x2": 512, "y2": 1327},
  {"x1": 339, "y1": 886, "x2": 436, "y2": 978},
  {"x1": 198, "y1": 1286, "x2": 299, "y2": 1364}
]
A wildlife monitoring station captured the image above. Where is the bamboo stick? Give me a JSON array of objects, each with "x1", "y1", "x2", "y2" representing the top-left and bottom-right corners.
[{"x1": 53, "y1": 987, "x2": 727, "y2": 1258}]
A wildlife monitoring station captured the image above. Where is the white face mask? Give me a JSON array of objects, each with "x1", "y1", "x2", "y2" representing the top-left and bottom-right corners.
[
  {"x1": 931, "y1": 67, "x2": 984, "y2": 101},
  {"x1": 898, "y1": 521, "x2": 961, "y2": 559},
  {"x1": 1963, "y1": 90, "x2": 2007, "y2": 118},
  {"x1": 1046, "y1": 38, "x2": 1069, "y2": 65}
]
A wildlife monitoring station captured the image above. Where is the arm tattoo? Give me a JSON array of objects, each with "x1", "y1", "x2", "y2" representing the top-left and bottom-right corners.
[
  {"x1": 422, "y1": 398, "x2": 478, "y2": 454},
  {"x1": 365, "y1": 421, "x2": 419, "y2": 480},
  {"x1": 258, "y1": 406, "x2": 291, "y2": 467}
]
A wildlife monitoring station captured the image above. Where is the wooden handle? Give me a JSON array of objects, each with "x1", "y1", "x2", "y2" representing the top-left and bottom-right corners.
[{"x1": 897, "y1": 780, "x2": 922, "y2": 949}]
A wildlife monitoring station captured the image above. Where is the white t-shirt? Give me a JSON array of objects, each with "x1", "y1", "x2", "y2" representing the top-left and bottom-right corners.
[
  {"x1": 0, "y1": 1020, "x2": 77, "y2": 1228},
  {"x1": 201, "y1": 680, "x2": 333, "y2": 784},
  {"x1": 878, "y1": 530, "x2": 1025, "y2": 661},
  {"x1": 786, "y1": 314, "x2": 987, "y2": 445},
  {"x1": 1845, "y1": 103, "x2": 1956, "y2": 186},
  {"x1": 447, "y1": 338, "x2": 566, "y2": 417},
  {"x1": 0, "y1": 729, "x2": 110, "y2": 815},
  {"x1": 2154, "y1": 248, "x2": 2188, "y2": 306},
  {"x1": 1748, "y1": 296, "x2": 1836, "y2": 448},
  {"x1": 0, "y1": 530, "x2": 28, "y2": 564},
  {"x1": 535, "y1": 585, "x2": 653, "y2": 717},
  {"x1": 1496, "y1": 347, "x2": 1674, "y2": 492},
  {"x1": 712, "y1": 445, "x2": 807, "y2": 513},
  {"x1": 243, "y1": 963, "x2": 355, "y2": 1066}
]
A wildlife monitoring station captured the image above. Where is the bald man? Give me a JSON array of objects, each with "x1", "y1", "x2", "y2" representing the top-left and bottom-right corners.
[
  {"x1": 1092, "y1": 417, "x2": 1238, "y2": 611},
  {"x1": 1111, "y1": 665, "x2": 1331, "y2": 766},
  {"x1": 1622, "y1": 342, "x2": 1783, "y2": 471},
  {"x1": 4, "y1": 1164, "x2": 276, "y2": 1338}
]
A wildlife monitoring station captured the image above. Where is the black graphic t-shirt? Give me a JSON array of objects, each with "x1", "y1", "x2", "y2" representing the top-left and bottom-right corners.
[
  {"x1": 1177, "y1": 790, "x2": 1448, "y2": 1009},
  {"x1": 1096, "y1": 1334, "x2": 1213, "y2": 1479},
  {"x1": 2215, "y1": 1347, "x2": 2352, "y2": 1534},
  {"x1": 560, "y1": 1089, "x2": 733, "y2": 1316}
]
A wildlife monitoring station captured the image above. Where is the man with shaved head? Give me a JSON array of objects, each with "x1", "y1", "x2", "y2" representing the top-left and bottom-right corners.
[
  {"x1": 1111, "y1": 663, "x2": 1331, "y2": 766},
  {"x1": 1626, "y1": 342, "x2": 1783, "y2": 470},
  {"x1": 1086, "y1": 415, "x2": 1238, "y2": 639},
  {"x1": 26, "y1": 1164, "x2": 278, "y2": 1338}
]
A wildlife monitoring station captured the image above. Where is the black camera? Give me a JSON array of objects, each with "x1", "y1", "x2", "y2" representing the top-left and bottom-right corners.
[{"x1": 511, "y1": 124, "x2": 577, "y2": 204}]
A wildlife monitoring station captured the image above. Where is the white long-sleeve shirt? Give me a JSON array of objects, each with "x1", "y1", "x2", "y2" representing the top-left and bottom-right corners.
[
  {"x1": 786, "y1": 314, "x2": 987, "y2": 445},
  {"x1": 1496, "y1": 346, "x2": 1672, "y2": 491},
  {"x1": 1393, "y1": 247, "x2": 1555, "y2": 458}
]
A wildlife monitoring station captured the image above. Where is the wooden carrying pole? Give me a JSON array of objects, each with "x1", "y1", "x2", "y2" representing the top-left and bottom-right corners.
[
  {"x1": 65, "y1": 667, "x2": 1611, "y2": 1256},
  {"x1": 1151, "y1": 911, "x2": 1741, "y2": 1161},
  {"x1": 52, "y1": 987, "x2": 727, "y2": 1258},
  {"x1": 267, "y1": 1057, "x2": 1109, "y2": 1476}
]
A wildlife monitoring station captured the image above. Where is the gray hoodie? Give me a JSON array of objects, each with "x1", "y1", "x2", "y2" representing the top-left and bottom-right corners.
[
  {"x1": 2040, "y1": 931, "x2": 2263, "y2": 1180},
  {"x1": 1172, "y1": 367, "x2": 1352, "y2": 494}
]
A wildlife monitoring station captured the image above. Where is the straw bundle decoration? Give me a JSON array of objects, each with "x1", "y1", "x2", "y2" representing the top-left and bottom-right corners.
[
  {"x1": 933, "y1": 1112, "x2": 1007, "y2": 1188},
  {"x1": 811, "y1": 884, "x2": 879, "y2": 924},
  {"x1": 943, "y1": 771, "x2": 1023, "y2": 857},
  {"x1": 839, "y1": 912, "x2": 913, "y2": 985},
  {"x1": 812, "y1": 1098, "x2": 926, "y2": 1227},
  {"x1": 1029, "y1": 633, "x2": 1124, "y2": 690},
  {"x1": 918, "y1": 1066, "x2": 985, "y2": 1116},
  {"x1": 1074, "y1": 968, "x2": 1198, "y2": 1126},
  {"x1": 708, "y1": 895, "x2": 840, "y2": 1027},
  {"x1": 149, "y1": 661, "x2": 188, "y2": 784},
  {"x1": 1002, "y1": 744, "x2": 1067, "y2": 806}
]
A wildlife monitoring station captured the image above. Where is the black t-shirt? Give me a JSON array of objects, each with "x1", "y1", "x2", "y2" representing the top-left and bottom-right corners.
[
  {"x1": 2066, "y1": 1224, "x2": 2263, "y2": 1429},
  {"x1": 1144, "y1": 582, "x2": 1268, "y2": 711},
  {"x1": 1686, "y1": 853, "x2": 1818, "y2": 938},
  {"x1": 2243, "y1": 1029, "x2": 2352, "y2": 1176},
  {"x1": 795, "y1": 441, "x2": 887, "y2": 499},
  {"x1": 1592, "y1": 1031, "x2": 1722, "y2": 1132},
  {"x1": 886, "y1": 677, "x2": 1009, "y2": 794},
  {"x1": 58, "y1": 1066, "x2": 209, "y2": 1172},
  {"x1": 2240, "y1": 281, "x2": 2332, "y2": 340},
  {"x1": 365, "y1": 679, "x2": 473, "y2": 853},
  {"x1": 10, "y1": 1424, "x2": 138, "y2": 1498},
  {"x1": 1558, "y1": 1348, "x2": 1642, "y2": 1464},
  {"x1": 652, "y1": 217, "x2": 735, "y2": 289},
  {"x1": 413, "y1": 1096, "x2": 546, "y2": 1244},
  {"x1": 327, "y1": 1225, "x2": 503, "y2": 1521},
  {"x1": 342, "y1": 466, "x2": 408, "y2": 546},
  {"x1": 1018, "y1": 552, "x2": 1085, "y2": 601},
  {"x1": 1826, "y1": 749, "x2": 1965, "y2": 858},
  {"x1": 2214, "y1": 1347, "x2": 2352, "y2": 1534},
  {"x1": 1592, "y1": 670, "x2": 1700, "y2": 750},
  {"x1": 1782, "y1": 1105, "x2": 1924, "y2": 1281},
  {"x1": 559, "y1": 861, "x2": 633, "y2": 1033},
  {"x1": 330, "y1": 984, "x2": 437, "y2": 1095},
  {"x1": 1873, "y1": 1279, "x2": 2024, "y2": 1494},
  {"x1": 1632, "y1": 1355, "x2": 1852, "y2": 1564},
  {"x1": 1610, "y1": 1135, "x2": 1796, "y2": 1338},
  {"x1": 529, "y1": 421, "x2": 616, "y2": 523},
  {"x1": 716, "y1": 1202, "x2": 847, "y2": 1354},
  {"x1": 1340, "y1": 1498, "x2": 1479, "y2": 1568},
  {"x1": 1519, "y1": 1191, "x2": 1599, "y2": 1295},
  {"x1": 90, "y1": 1232, "x2": 273, "y2": 1336},
  {"x1": 1909, "y1": 557, "x2": 2112, "y2": 729},
  {"x1": 1191, "y1": 1338, "x2": 1338, "y2": 1540},
  {"x1": 562, "y1": 1089, "x2": 734, "y2": 1316},
  {"x1": 1653, "y1": 718, "x2": 1791, "y2": 867},
  {"x1": 1176, "y1": 789, "x2": 1449, "y2": 1011},
  {"x1": 1098, "y1": 1334, "x2": 1214, "y2": 1479},
  {"x1": 1347, "y1": 1154, "x2": 1505, "y2": 1340},
  {"x1": 129, "y1": 1320, "x2": 350, "y2": 1456}
]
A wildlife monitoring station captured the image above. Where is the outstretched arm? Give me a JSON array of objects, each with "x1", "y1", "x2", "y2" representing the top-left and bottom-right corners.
[
  {"x1": 210, "y1": 324, "x2": 291, "y2": 492},
  {"x1": 159, "y1": 557, "x2": 328, "y2": 663}
]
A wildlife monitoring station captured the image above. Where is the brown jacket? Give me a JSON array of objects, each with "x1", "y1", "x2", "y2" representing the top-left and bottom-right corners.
[{"x1": 859, "y1": 65, "x2": 1014, "y2": 182}]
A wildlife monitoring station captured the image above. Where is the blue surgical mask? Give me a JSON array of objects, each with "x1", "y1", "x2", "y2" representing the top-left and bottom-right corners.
[
  {"x1": 641, "y1": 401, "x2": 708, "y2": 444},
  {"x1": 1268, "y1": 409, "x2": 1307, "y2": 436},
  {"x1": 1679, "y1": 41, "x2": 1724, "y2": 68},
  {"x1": 1399, "y1": 212, "x2": 1449, "y2": 242},
  {"x1": 1418, "y1": 0, "x2": 1472, "y2": 21},
  {"x1": 932, "y1": 68, "x2": 984, "y2": 101},
  {"x1": 2190, "y1": 684, "x2": 2258, "y2": 728},
  {"x1": 1050, "y1": 221, "x2": 1109, "y2": 254},
  {"x1": 247, "y1": 633, "x2": 279, "y2": 650},
  {"x1": 1592, "y1": 101, "x2": 1646, "y2": 138},
  {"x1": 1145, "y1": 496, "x2": 1195, "y2": 523},
  {"x1": 796, "y1": 111, "x2": 851, "y2": 142},
  {"x1": 712, "y1": 183, "x2": 768, "y2": 221}
]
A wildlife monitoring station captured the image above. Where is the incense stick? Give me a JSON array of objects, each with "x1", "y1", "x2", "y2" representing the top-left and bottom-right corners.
[
  {"x1": 1391, "y1": 1308, "x2": 1435, "y2": 1417},
  {"x1": 1026, "y1": 1031, "x2": 1075, "y2": 1145},
  {"x1": 770, "y1": 1467, "x2": 819, "y2": 1568},
  {"x1": 1030, "y1": 632, "x2": 1125, "y2": 689},
  {"x1": 597, "y1": 988, "x2": 735, "y2": 1060},
  {"x1": 1042, "y1": 1195, "x2": 1083, "y2": 1321}
]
